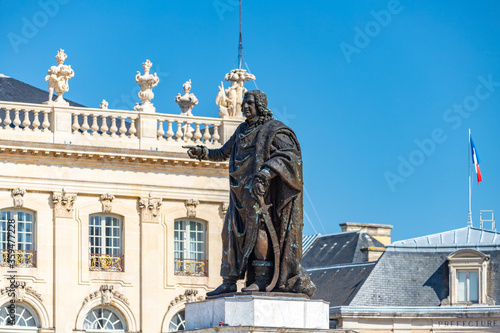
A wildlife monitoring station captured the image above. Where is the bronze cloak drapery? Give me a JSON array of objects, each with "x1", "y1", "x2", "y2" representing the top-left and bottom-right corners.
[{"x1": 208, "y1": 119, "x2": 316, "y2": 296}]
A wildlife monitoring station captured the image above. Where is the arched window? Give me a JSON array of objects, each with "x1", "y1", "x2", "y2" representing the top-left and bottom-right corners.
[
  {"x1": 174, "y1": 220, "x2": 207, "y2": 276},
  {"x1": 0, "y1": 303, "x2": 39, "y2": 332},
  {"x1": 83, "y1": 306, "x2": 126, "y2": 332},
  {"x1": 169, "y1": 309, "x2": 185, "y2": 332},
  {"x1": 0, "y1": 209, "x2": 36, "y2": 268},
  {"x1": 89, "y1": 214, "x2": 123, "y2": 272}
]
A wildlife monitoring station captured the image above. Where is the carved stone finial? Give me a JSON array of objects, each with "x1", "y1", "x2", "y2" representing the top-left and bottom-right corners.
[
  {"x1": 12, "y1": 188, "x2": 26, "y2": 207},
  {"x1": 55, "y1": 49, "x2": 67, "y2": 64},
  {"x1": 100, "y1": 99, "x2": 109, "y2": 109},
  {"x1": 215, "y1": 68, "x2": 255, "y2": 117},
  {"x1": 185, "y1": 199, "x2": 199, "y2": 218},
  {"x1": 53, "y1": 189, "x2": 77, "y2": 218},
  {"x1": 44, "y1": 49, "x2": 74, "y2": 106},
  {"x1": 175, "y1": 79, "x2": 198, "y2": 116},
  {"x1": 100, "y1": 193, "x2": 115, "y2": 213},
  {"x1": 135, "y1": 59, "x2": 160, "y2": 112},
  {"x1": 139, "y1": 193, "x2": 162, "y2": 223}
]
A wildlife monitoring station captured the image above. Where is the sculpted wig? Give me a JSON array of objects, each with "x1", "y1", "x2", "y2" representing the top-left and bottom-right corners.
[{"x1": 245, "y1": 90, "x2": 273, "y2": 125}]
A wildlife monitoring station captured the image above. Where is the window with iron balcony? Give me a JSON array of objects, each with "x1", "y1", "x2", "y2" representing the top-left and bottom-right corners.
[
  {"x1": 174, "y1": 219, "x2": 207, "y2": 277},
  {"x1": 89, "y1": 214, "x2": 124, "y2": 272},
  {"x1": 0, "y1": 209, "x2": 36, "y2": 268}
]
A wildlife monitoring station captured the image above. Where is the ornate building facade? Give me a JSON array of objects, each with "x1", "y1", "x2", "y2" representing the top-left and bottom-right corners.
[{"x1": 0, "y1": 51, "x2": 253, "y2": 332}]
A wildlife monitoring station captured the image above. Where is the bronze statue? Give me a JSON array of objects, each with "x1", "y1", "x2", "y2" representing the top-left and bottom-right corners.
[{"x1": 184, "y1": 90, "x2": 315, "y2": 297}]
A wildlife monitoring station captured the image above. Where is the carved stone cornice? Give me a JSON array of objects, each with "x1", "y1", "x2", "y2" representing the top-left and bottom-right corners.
[
  {"x1": 53, "y1": 190, "x2": 76, "y2": 218},
  {"x1": 185, "y1": 199, "x2": 199, "y2": 218},
  {"x1": 100, "y1": 193, "x2": 115, "y2": 213},
  {"x1": 83, "y1": 285, "x2": 129, "y2": 306},
  {"x1": 139, "y1": 193, "x2": 162, "y2": 223},
  {"x1": 12, "y1": 188, "x2": 26, "y2": 207},
  {"x1": 167, "y1": 289, "x2": 204, "y2": 312},
  {"x1": 0, "y1": 144, "x2": 228, "y2": 170}
]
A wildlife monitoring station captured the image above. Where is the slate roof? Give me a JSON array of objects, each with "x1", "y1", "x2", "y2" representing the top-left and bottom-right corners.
[
  {"x1": 303, "y1": 230, "x2": 384, "y2": 306},
  {"x1": 309, "y1": 262, "x2": 376, "y2": 306},
  {"x1": 302, "y1": 230, "x2": 384, "y2": 268},
  {"x1": 0, "y1": 75, "x2": 84, "y2": 107}
]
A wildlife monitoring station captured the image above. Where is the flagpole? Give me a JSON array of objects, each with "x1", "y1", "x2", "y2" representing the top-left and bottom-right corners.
[{"x1": 468, "y1": 128, "x2": 472, "y2": 227}]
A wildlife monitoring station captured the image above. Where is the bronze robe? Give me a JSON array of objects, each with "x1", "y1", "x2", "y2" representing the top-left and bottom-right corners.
[{"x1": 208, "y1": 119, "x2": 316, "y2": 296}]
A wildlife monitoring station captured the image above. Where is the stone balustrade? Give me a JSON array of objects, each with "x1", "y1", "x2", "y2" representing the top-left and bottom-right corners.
[{"x1": 0, "y1": 101, "x2": 241, "y2": 153}]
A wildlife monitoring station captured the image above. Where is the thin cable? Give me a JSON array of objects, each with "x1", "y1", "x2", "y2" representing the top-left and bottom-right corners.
[
  {"x1": 304, "y1": 210, "x2": 318, "y2": 234},
  {"x1": 304, "y1": 187, "x2": 327, "y2": 233},
  {"x1": 244, "y1": 62, "x2": 259, "y2": 90}
]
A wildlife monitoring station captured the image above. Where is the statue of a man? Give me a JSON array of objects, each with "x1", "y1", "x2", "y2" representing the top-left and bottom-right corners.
[{"x1": 185, "y1": 90, "x2": 316, "y2": 297}]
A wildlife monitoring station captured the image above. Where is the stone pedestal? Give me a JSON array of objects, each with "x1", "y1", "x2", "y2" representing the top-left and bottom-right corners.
[{"x1": 184, "y1": 293, "x2": 355, "y2": 333}]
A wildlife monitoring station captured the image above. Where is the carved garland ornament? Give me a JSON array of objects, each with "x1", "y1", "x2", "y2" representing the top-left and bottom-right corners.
[
  {"x1": 139, "y1": 194, "x2": 162, "y2": 223},
  {"x1": 53, "y1": 190, "x2": 77, "y2": 218},
  {"x1": 0, "y1": 282, "x2": 43, "y2": 302},
  {"x1": 167, "y1": 289, "x2": 204, "y2": 312},
  {"x1": 100, "y1": 193, "x2": 115, "y2": 213},
  {"x1": 185, "y1": 199, "x2": 199, "y2": 218},
  {"x1": 82, "y1": 285, "x2": 129, "y2": 306},
  {"x1": 12, "y1": 188, "x2": 26, "y2": 207}
]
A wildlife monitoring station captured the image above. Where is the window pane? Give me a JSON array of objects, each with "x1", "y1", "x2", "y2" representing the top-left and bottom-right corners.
[
  {"x1": 469, "y1": 271, "x2": 479, "y2": 302},
  {"x1": 457, "y1": 271, "x2": 466, "y2": 302}
]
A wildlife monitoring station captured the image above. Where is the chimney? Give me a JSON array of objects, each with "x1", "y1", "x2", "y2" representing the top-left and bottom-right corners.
[{"x1": 339, "y1": 222, "x2": 393, "y2": 246}]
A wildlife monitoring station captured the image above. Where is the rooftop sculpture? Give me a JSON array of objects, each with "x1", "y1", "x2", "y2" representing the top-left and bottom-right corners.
[
  {"x1": 135, "y1": 59, "x2": 160, "y2": 112},
  {"x1": 175, "y1": 80, "x2": 198, "y2": 116},
  {"x1": 44, "y1": 49, "x2": 74, "y2": 106},
  {"x1": 216, "y1": 68, "x2": 255, "y2": 117}
]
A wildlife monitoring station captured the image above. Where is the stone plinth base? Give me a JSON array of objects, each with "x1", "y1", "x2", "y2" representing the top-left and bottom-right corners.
[{"x1": 185, "y1": 293, "x2": 330, "y2": 330}]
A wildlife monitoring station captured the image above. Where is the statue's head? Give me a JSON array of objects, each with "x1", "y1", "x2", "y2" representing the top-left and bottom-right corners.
[{"x1": 243, "y1": 90, "x2": 273, "y2": 124}]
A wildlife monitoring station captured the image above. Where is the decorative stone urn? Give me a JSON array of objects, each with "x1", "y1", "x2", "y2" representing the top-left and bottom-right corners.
[
  {"x1": 134, "y1": 59, "x2": 160, "y2": 112},
  {"x1": 175, "y1": 79, "x2": 198, "y2": 116}
]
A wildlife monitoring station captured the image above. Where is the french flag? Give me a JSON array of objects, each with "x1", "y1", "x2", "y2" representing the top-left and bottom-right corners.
[{"x1": 470, "y1": 136, "x2": 482, "y2": 183}]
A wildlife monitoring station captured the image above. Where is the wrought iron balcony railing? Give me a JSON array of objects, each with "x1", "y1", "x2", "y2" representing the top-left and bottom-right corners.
[
  {"x1": 0, "y1": 249, "x2": 37, "y2": 268},
  {"x1": 89, "y1": 253, "x2": 124, "y2": 272},
  {"x1": 174, "y1": 258, "x2": 208, "y2": 277}
]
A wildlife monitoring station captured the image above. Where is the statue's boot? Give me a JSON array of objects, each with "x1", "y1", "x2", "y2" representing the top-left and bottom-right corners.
[
  {"x1": 206, "y1": 278, "x2": 237, "y2": 296},
  {"x1": 241, "y1": 261, "x2": 273, "y2": 292}
]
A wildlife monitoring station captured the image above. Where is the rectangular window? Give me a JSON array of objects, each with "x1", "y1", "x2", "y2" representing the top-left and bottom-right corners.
[
  {"x1": 0, "y1": 210, "x2": 36, "y2": 268},
  {"x1": 89, "y1": 215, "x2": 123, "y2": 272},
  {"x1": 174, "y1": 220, "x2": 207, "y2": 276},
  {"x1": 457, "y1": 271, "x2": 479, "y2": 303}
]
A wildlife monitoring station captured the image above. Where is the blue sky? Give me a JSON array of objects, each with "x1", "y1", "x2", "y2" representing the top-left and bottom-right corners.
[{"x1": 1, "y1": 1, "x2": 499, "y2": 242}]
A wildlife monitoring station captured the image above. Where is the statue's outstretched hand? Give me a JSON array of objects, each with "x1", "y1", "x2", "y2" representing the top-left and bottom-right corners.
[{"x1": 183, "y1": 145, "x2": 206, "y2": 160}]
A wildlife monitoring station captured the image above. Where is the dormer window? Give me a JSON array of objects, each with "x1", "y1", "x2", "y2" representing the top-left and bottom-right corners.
[{"x1": 447, "y1": 249, "x2": 489, "y2": 305}]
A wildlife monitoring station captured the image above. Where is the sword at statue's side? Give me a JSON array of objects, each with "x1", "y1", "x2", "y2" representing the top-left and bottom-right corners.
[{"x1": 255, "y1": 195, "x2": 280, "y2": 292}]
